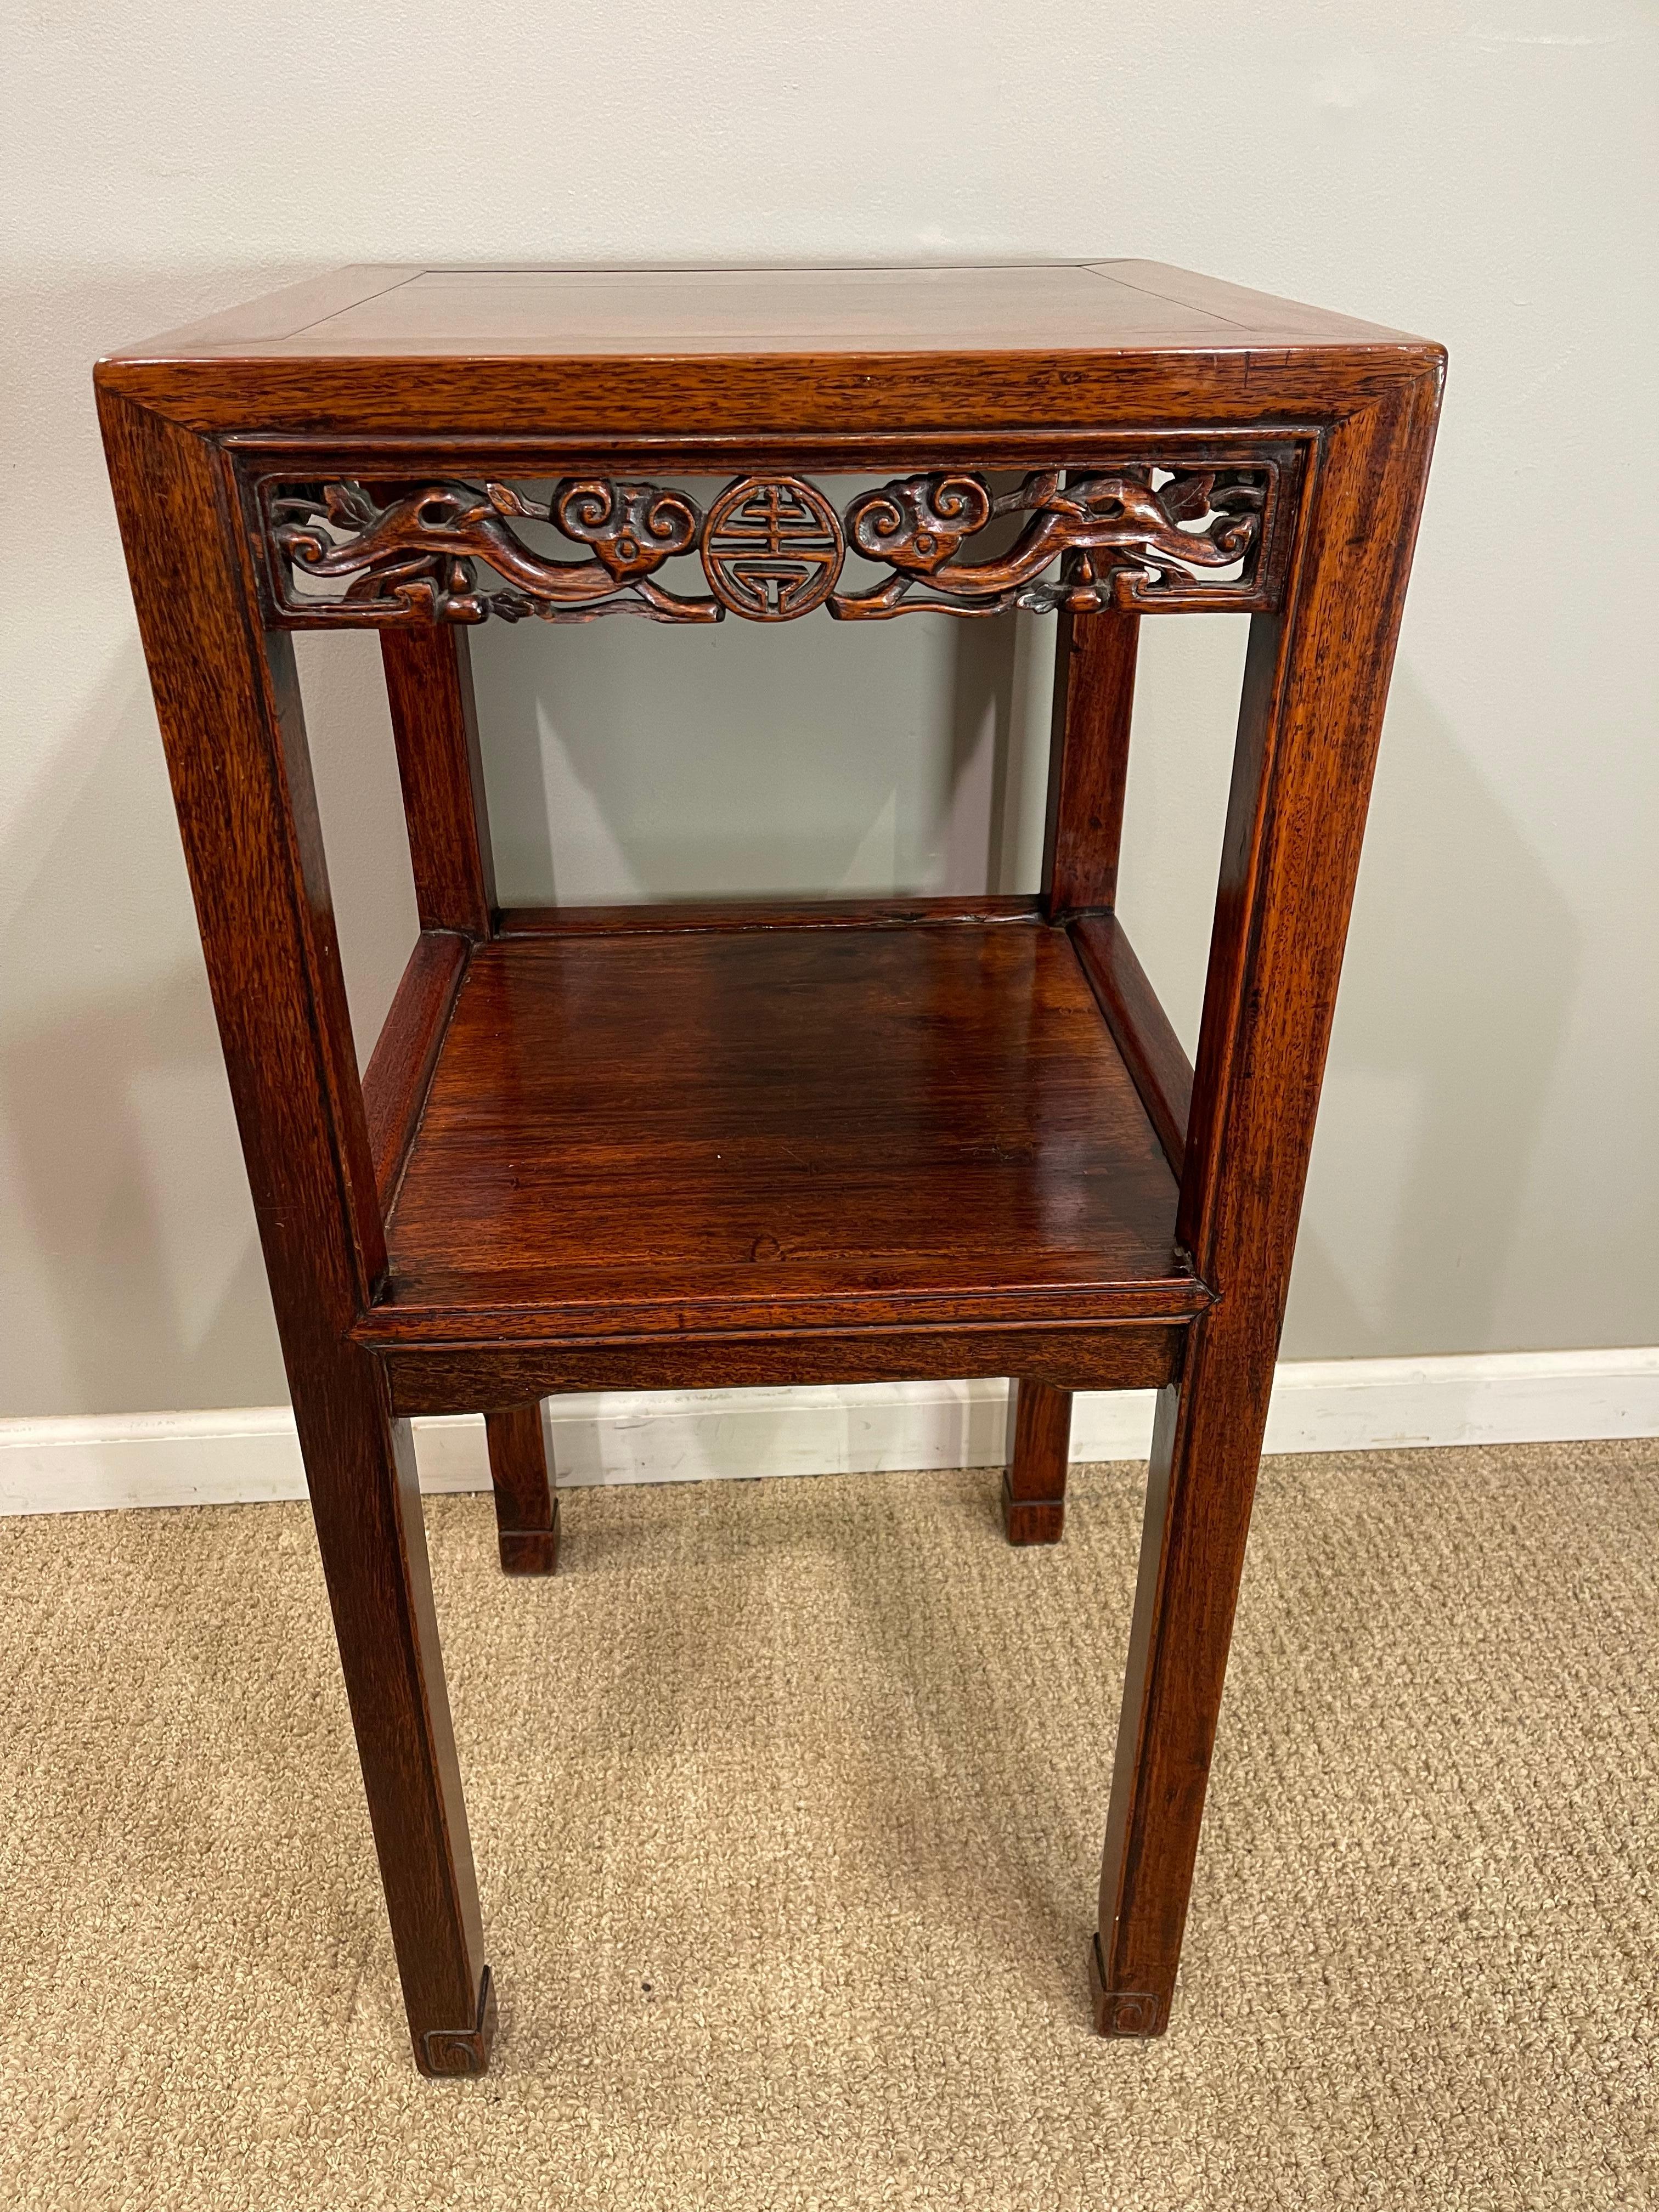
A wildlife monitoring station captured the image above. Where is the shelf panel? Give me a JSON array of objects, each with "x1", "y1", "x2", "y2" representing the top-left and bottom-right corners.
[
  {"x1": 368, "y1": 918, "x2": 1204, "y2": 1343},
  {"x1": 495, "y1": 893, "x2": 1043, "y2": 938}
]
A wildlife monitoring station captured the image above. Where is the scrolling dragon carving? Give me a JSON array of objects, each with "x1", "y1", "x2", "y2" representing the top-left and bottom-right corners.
[
  {"x1": 269, "y1": 478, "x2": 721, "y2": 624},
  {"x1": 261, "y1": 465, "x2": 1275, "y2": 627},
  {"x1": 830, "y1": 468, "x2": 1266, "y2": 619}
]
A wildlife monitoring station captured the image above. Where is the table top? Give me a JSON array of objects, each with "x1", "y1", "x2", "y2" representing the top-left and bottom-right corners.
[{"x1": 107, "y1": 260, "x2": 1423, "y2": 364}]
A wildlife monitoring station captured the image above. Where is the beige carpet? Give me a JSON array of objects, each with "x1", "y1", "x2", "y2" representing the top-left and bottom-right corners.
[{"x1": 1, "y1": 1442, "x2": 1654, "y2": 2210}]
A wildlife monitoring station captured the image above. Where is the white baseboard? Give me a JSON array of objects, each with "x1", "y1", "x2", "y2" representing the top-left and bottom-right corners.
[{"x1": 1, "y1": 1349, "x2": 1655, "y2": 1518}]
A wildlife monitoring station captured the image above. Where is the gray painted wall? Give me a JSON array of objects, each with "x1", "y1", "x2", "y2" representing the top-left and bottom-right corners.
[{"x1": 4, "y1": 3, "x2": 1656, "y2": 1415}]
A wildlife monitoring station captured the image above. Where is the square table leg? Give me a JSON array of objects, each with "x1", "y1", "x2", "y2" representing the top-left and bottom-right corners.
[
  {"x1": 1090, "y1": 367, "x2": 1442, "y2": 2036},
  {"x1": 1002, "y1": 1379, "x2": 1073, "y2": 1544},
  {"x1": 99, "y1": 391, "x2": 496, "y2": 2074},
  {"x1": 486, "y1": 1404, "x2": 560, "y2": 1575}
]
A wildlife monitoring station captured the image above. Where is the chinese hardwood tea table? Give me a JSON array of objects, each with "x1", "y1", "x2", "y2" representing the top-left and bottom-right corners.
[{"x1": 99, "y1": 261, "x2": 1442, "y2": 2074}]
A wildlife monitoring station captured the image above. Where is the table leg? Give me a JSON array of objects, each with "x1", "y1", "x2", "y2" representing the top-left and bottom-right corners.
[
  {"x1": 1090, "y1": 1325, "x2": 1268, "y2": 2036},
  {"x1": 486, "y1": 1403, "x2": 560, "y2": 1575},
  {"x1": 1002, "y1": 1379, "x2": 1072, "y2": 1544},
  {"x1": 300, "y1": 1362, "x2": 495, "y2": 2074},
  {"x1": 1091, "y1": 372, "x2": 1443, "y2": 2034}
]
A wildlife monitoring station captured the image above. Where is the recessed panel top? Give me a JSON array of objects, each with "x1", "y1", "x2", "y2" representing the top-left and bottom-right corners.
[{"x1": 109, "y1": 259, "x2": 1420, "y2": 363}]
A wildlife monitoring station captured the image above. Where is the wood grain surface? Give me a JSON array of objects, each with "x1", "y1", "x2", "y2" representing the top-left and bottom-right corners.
[
  {"x1": 1002, "y1": 1379, "x2": 1074, "y2": 1545},
  {"x1": 380, "y1": 924, "x2": 1192, "y2": 1334},
  {"x1": 484, "y1": 1406, "x2": 559, "y2": 1577},
  {"x1": 103, "y1": 259, "x2": 1425, "y2": 362}
]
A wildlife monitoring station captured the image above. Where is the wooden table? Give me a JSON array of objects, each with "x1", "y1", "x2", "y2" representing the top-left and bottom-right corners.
[{"x1": 98, "y1": 263, "x2": 1442, "y2": 2076}]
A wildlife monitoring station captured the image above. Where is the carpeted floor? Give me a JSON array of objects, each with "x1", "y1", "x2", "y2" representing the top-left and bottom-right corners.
[{"x1": 0, "y1": 1442, "x2": 1654, "y2": 2210}]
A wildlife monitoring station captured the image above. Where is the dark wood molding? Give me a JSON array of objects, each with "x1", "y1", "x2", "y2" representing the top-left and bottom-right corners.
[
  {"x1": 383, "y1": 1321, "x2": 1185, "y2": 1419},
  {"x1": 1002, "y1": 1380, "x2": 1073, "y2": 1545},
  {"x1": 1043, "y1": 608, "x2": 1139, "y2": 916},
  {"x1": 496, "y1": 893, "x2": 1043, "y2": 937},
  {"x1": 1093, "y1": 373, "x2": 1443, "y2": 2038},
  {"x1": 99, "y1": 382, "x2": 494, "y2": 2078},
  {"x1": 833, "y1": 465, "x2": 1276, "y2": 620},
  {"x1": 380, "y1": 627, "x2": 496, "y2": 937}
]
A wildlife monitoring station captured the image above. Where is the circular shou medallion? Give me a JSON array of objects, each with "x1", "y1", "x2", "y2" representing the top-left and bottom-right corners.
[{"x1": 699, "y1": 476, "x2": 845, "y2": 619}]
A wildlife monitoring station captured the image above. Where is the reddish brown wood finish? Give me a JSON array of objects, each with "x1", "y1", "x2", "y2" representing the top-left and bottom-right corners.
[
  {"x1": 1070, "y1": 913, "x2": 1194, "y2": 1182},
  {"x1": 97, "y1": 261, "x2": 1442, "y2": 2075},
  {"x1": 361, "y1": 930, "x2": 469, "y2": 1211},
  {"x1": 496, "y1": 893, "x2": 1042, "y2": 936},
  {"x1": 110, "y1": 261, "x2": 1419, "y2": 365},
  {"x1": 1008, "y1": 596, "x2": 1141, "y2": 1538},
  {"x1": 97, "y1": 391, "x2": 492, "y2": 2077},
  {"x1": 377, "y1": 926, "x2": 1192, "y2": 1335},
  {"x1": 383, "y1": 1321, "x2": 1182, "y2": 1418},
  {"x1": 380, "y1": 628, "x2": 495, "y2": 936},
  {"x1": 1002, "y1": 1380, "x2": 1073, "y2": 1544},
  {"x1": 484, "y1": 1406, "x2": 558, "y2": 1576},
  {"x1": 258, "y1": 461, "x2": 1285, "y2": 632},
  {"x1": 1092, "y1": 366, "x2": 1442, "y2": 2040},
  {"x1": 1043, "y1": 609, "x2": 1139, "y2": 915}
]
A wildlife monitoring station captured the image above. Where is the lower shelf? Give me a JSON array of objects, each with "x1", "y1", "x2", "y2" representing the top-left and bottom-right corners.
[{"x1": 365, "y1": 915, "x2": 1203, "y2": 1345}]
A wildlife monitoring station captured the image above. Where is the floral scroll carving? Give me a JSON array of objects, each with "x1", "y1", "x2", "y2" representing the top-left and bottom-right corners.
[{"x1": 257, "y1": 461, "x2": 1282, "y2": 628}]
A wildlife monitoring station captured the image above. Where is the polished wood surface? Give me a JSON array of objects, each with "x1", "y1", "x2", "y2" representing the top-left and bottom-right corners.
[
  {"x1": 99, "y1": 388, "x2": 492, "y2": 2079},
  {"x1": 98, "y1": 259, "x2": 1442, "y2": 2075},
  {"x1": 496, "y1": 894, "x2": 1042, "y2": 937},
  {"x1": 1091, "y1": 358, "x2": 1442, "y2": 2041},
  {"x1": 379, "y1": 924, "x2": 1192, "y2": 1335},
  {"x1": 379, "y1": 627, "x2": 495, "y2": 938},
  {"x1": 1002, "y1": 1379, "x2": 1073, "y2": 1545},
  {"x1": 1070, "y1": 913, "x2": 1194, "y2": 1183},
  {"x1": 1044, "y1": 608, "x2": 1139, "y2": 917},
  {"x1": 259, "y1": 459, "x2": 1290, "y2": 632},
  {"x1": 361, "y1": 929, "x2": 467, "y2": 1212},
  {"x1": 105, "y1": 260, "x2": 1424, "y2": 362},
  {"x1": 484, "y1": 1406, "x2": 558, "y2": 1577},
  {"x1": 382, "y1": 1322, "x2": 1182, "y2": 1420},
  {"x1": 95, "y1": 262, "x2": 1441, "y2": 441}
]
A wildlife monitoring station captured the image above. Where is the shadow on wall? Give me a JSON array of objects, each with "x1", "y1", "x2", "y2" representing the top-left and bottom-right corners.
[
  {"x1": 1283, "y1": 664, "x2": 1579, "y2": 1361},
  {"x1": 468, "y1": 487, "x2": 1035, "y2": 905},
  {"x1": 0, "y1": 636, "x2": 416, "y2": 1421},
  {"x1": 0, "y1": 652, "x2": 289, "y2": 1415},
  {"x1": 1087, "y1": 615, "x2": 1572, "y2": 1365},
  {"x1": 0, "y1": 582, "x2": 1031, "y2": 1424}
]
